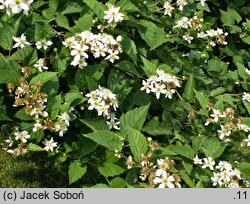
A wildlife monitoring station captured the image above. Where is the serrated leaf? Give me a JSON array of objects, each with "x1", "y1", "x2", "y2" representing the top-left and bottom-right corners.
[
  {"x1": 142, "y1": 118, "x2": 172, "y2": 136},
  {"x1": 68, "y1": 161, "x2": 87, "y2": 185},
  {"x1": 14, "y1": 108, "x2": 33, "y2": 121},
  {"x1": 9, "y1": 46, "x2": 38, "y2": 66},
  {"x1": 83, "y1": 0, "x2": 105, "y2": 22},
  {"x1": 28, "y1": 143, "x2": 44, "y2": 152},
  {"x1": 0, "y1": 70, "x2": 21, "y2": 86},
  {"x1": 121, "y1": 36, "x2": 137, "y2": 65},
  {"x1": 117, "y1": 0, "x2": 139, "y2": 12},
  {"x1": 172, "y1": 143, "x2": 195, "y2": 159},
  {"x1": 136, "y1": 20, "x2": 167, "y2": 50},
  {"x1": 55, "y1": 15, "x2": 69, "y2": 29},
  {"x1": 109, "y1": 177, "x2": 126, "y2": 188},
  {"x1": 194, "y1": 90, "x2": 209, "y2": 109},
  {"x1": 202, "y1": 141, "x2": 226, "y2": 159},
  {"x1": 29, "y1": 72, "x2": 58, "y2": 85},
  {"x1": 141, "y1": 56, "x2": 157, "y2": 76},
  {"x1": 179, "y1": 171, "x2": 196, "y2": 188},
  {"x1": 0, "y1": 22, "x2": 14, "y2": 51},
  {"x1": 83, "y1": 130, "x2": 122, "y2": 151},
  {"x1": 91, "y1": 183, "x2": 109, "y2": 188},
  {"x1": 80, "y1": 119, "x2": 109, "y2": 131},
  {"x1": 183, "y1": 74, "x2": 195, "y2": 101},
  {"x1": 98, "y1": 163, "x2": 125, "y2": 177},
  {"x1": 120, "y1": 104, "x2": 150, "y2": 136},
  {"x1": 127, "y1": 128, "x2": 148, "y2": 162},
  {"x1": 239, "y1": 162, "x2": 250, "y2": 181}
]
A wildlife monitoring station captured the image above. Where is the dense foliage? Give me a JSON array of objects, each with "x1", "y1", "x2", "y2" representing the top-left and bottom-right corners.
[{"x1": 0, "y1": 0, "x2": 250, "y2": 188}]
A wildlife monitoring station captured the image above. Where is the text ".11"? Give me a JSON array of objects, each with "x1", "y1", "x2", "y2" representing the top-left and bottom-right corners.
[{"x1": 234, "y1": 191, "x2": 247, "y2": 200}]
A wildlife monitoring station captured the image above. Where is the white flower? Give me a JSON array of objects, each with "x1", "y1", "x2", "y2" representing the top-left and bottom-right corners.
[
  {"x1": 183, "y1": 33, "x2": 194, "y2": 44},
  {"x1": 242, "y1": 92, "x2": 250, "y2": 102},
  {"x1": 210, "y1": 109, "x2": 225, "y2": 122},
  {"x1": 237, "y1": 124, "x2": 250, "y2": 132},
  {"x1": 217, "y1": 125, "x2": 231, "y2": 140},
  {"x1": 126, "y1": 156, "x2": 134, "y2": 169},
  {"x1": 245, "y1": 68, "x2": 250, "y2": 75},
  {"x1": 153, "y1": 171, "x2": 175, "y2": 188},
  {"x1": 163, "y1": 1, "x2": 174, "y2": 17},
  {"x1": 228, "y1": 181, "x2": 240, "y2": 188},
  {"x1": 33, "y1": 120, "x2": 43, "y2": 132},
  {"x1": 193, "y1": 155, "x2": 203, "y2": 165},
  {"x1": 14, "y1": 130, "x2": 30, "y2": 143},
  {"x1": 202, "y1": 157, "x2": 215, "y2": 170},
  {"x1": 43, "y1": 137, "x2": 58, "y2": 152},
  {"x1": 103, "y1": 4, "x2": 124, "y2": 24},
  {"x1": 243, "y1": 135, "x2": 250, "y2": 146},
  {"x1": 34, "y1": 58, "x2": 48, "y2": 72},
  {"x1": 35, "y1": 39, "x2": 53, "y2": 50},
  {"x1": 177, "y1": 0, "x2": 188, "y2": 11},
  {"x1": 174, "y1": 17, "x2": 192, "y2": 29},
  {"x1": 211, "y1": 172, "x2": 223, "y2": 186},
  {"x1": 155, "y1": 159, "x2": 170, "y2": 177},
  {"x1": 216, "y1": 161, "x2": 232, "y2": 171},
  {"x1": 106, "y1": 116, "x2": 120, "y2": 130},
  {"x1": 197, "y1": 0, "x2": 206, "y2": 6},
  {"x1": 13, "y1": 34, "x2": 30, "y2": 48},
  {"x1": 151, "y1": 83, "x2": 167, "y2": 99},
  {"x1": 140, "y1": 80, "x2": 152, "y2": 94}
]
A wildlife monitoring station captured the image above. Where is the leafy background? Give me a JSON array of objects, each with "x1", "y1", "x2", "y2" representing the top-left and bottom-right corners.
[{"x1": 0, "y1": 0, "x2": 250, "y2": 187}]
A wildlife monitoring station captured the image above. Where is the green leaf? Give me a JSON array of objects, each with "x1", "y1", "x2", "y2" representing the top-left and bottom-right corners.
[
  {"x1": 239, "y1": 162, "x2": 250, "y2": 181},
  {"x1": 68, "y1": 161, "x2": 87, "y2": 185},
  {"x1": 83, "y1": 130, "x2": 123, "y2": 151},
  {"x1": 202, "y1": 141, "x2": 226, "y2": 159},
  {"x1": 9, "y1": 46, "x2": 38, "y2": 66},
  {"x1": 120, "y1": 104, "x2": 150, "y2": 135},
  {"x1": 107, "y1": 69, "x2": 132, "y2": 104},
  {"x1": 80, "y1": 118, "x2": 109, "y2": 131},
  {"x1": 135, "y1": 20, "x2": 167, "y2": 50},
  {"x1": 220, "y1": 8, "x2": 242, "y2": 26},
  {"x1": 207, "y1": 58, "x2": 228, "y2": 77},
  {"x1": 194, "y1": 90, "x2": 209, "y2": 109},
  {"x1": 91, "y1": 183, "x2": 109, "y2": 188},
  {"x1": 27, "y1": 143, "x2": 44, "y2": 152},
  {"x1": 182, "y1": 161, "x2": 193, "y2": 175},
  {"x1": 34, "y1": 22, "x2": 54, "y2": 41},
  {"x1": 141, "y1": 56, "x2": 157, "y2": 76},
  {"x1": 69, "y1": 14, "x2": 94, "y2": 34},
  {"x1": 172, "y1": 143, "x2": 195, "y2": 159},
  {"x1": 0, "y1": 22, "x2": 14, "y2": 51},
  {"x1": 142, "y1": 117, "x2": 172, "y2": 136},
  {"x1": 210, "y1": 87, "x2": 226, "y2": 97},
  {"x1": 183, "y1": 74, "x2": 195, "y2": 101},
  {"x1": 0, "y1": 70, "x2": 21, "y2": 86},
  {"x1": 121, "y1": 36, "x2": 138, "y2": 65},
  {"x1": 29, "y1": 72, "x2": 58, "y2": 85},
  {"x1": 14, "y1": 108, "x2": 33, "y2": 121},
  {"x1": 242, "y1": 36, "x2": 250, "y2": 45},
  {"x1": 179, "y1": 171, "x2": 196, "y2": 188},
  {"x1": 117, "y1": 0, "x2": 139, "y2": 12},
  {"x1": 83, "y1": 0, "x2": 105, "y2": 22},
  {"x1": 109, "y1": 177, "x2": 126, "y2": 188},
  {"x1": 127, "y1": 128, "x2": 148, "y2": 162},
  {"x1": 98, "y1": 163, "x2": 125, "y2": 177},
  {"x1": 114, "y1": 61, "x2": 140, "y2": 76},
  {"x1": 46, "y1": 94, "x2": 61, "y2": 117},
  {"x1": 55, "y1": 15, "x2": 70, "y2": 29},
  {"x1": 75, "y1": 137, "x2": 98, "y2": 157},
  {"x1": 237, "y1": 62, "x2": 248, "y2": 80}
]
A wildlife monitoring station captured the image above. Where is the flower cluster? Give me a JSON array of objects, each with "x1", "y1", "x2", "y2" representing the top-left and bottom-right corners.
[
  {"x1": 141, "y1": 69, "x2": 181, "y2": 99},
  {"x1": 205, "y1": 107, "x2": 250, "y2": 144},
  {"x1": 197, "y1": 28, "x2": 228, "y2": 47},
  {"x1": 0, "y1": 0, "x2": 33, "y2": 15},
  {"x1": 8, "y1": 69, "x2": 70, "y2": 137},
  {"x1": 86, "y1": 86, "x2": 120, "y2": 130},
  {"x1": 63, "y1": 30, "x2": 122, "y2": 68},
  {"x1": 125, "y1": 138, "x2": 181, "y2": 188},
  {"x1": 103, "y1": 3, "x2": 124, "y2": 27},
  {"x1": 163, "y1": 0, "x2": 189, "y2": 16},
  {"x1": 153, "y1": 158, "x2": 181, "y2": 188},
  {"x1": 1, "y1": 128, "x2": 29, "y2": 156},
  {"x1": 12, "y1": 34, "x2": 53, "y2": 51},
  {"x1": 194, "y1": 156, "x2": 243, "y2": 188}
]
